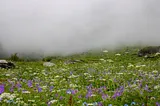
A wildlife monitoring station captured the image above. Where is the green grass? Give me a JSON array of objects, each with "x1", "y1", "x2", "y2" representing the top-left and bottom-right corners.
[{"x1": 0, "y1": 47, "x2": 159, "y2": 106}]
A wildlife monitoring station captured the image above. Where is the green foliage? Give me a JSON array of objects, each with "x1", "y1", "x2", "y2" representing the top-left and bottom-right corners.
[{"x1": 9, "y1": 53, "x2": 23, "y2": 61}]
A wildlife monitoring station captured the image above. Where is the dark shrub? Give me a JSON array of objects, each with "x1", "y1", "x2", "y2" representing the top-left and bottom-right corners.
[{"x1": 138, "y1": 46, "x2": 160, "y2": 57}]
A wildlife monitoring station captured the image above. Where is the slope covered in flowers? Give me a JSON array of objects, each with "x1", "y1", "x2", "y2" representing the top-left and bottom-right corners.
[{"x1": 0, "y1": 47, "x2": 160, "y2": 106}]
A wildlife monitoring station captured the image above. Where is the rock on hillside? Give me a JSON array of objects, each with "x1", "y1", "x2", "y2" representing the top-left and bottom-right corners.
[{"x1": 0, "y1": 60, "x2": 15, "y2": 69}]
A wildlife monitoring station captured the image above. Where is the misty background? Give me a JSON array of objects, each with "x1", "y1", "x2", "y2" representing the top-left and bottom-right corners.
[{"x1": 0, "y1": 0, "x2": 160, "y2": 57}]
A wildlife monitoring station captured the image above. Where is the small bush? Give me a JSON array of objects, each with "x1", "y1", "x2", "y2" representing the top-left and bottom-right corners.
[
  {"x1": 42, "y1": 56, "x2": 53, "y2": 62},
  {"x1": 9, "y1": 53, "x2": 23, "y2": 61},
  {"x1": 138, "y1": 46, "x2": 160, "y2": 57}
]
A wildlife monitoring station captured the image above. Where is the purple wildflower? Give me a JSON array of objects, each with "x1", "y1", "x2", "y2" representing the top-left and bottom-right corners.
[
  {"x1": 139, "y1": 80, "x2": 143, "y2": 88},
  {"x1": 71, "y1": 89, "x2": 78, "y2": 95},
  {"x1": 120, "y1": 86, "x2": 124, "y2": 91},
  {"x1": 86, "y1": 89, "x2": 92, "y2": 98},
  {"x1": 98, "y1": 88, "x2": 103, "y2": 94},
  {"x1": 102, "y1": 86, "x2": 107, "y2": 90},
  {"x1": 127, "y1": 81, "x2": 131, "y2": 87},
  {"x1": 49, "y1": 86, "x2": 54, "y2": 92},
  {"x1": 16, "y1": 82, "x2": 21, "y2": 88},
  {"x1": 36, "y1": 84, "x2": 39, "y2": 88},
  {"x1": 0, "y1": 84, "x2": 4, "y2": 94},
  {"x1": 7, "y1": 79, "x2": 11, "y2": 83},
  {"x1": 27, "y1": 80, "x2": 32, "y2": 87},
  {"x1": 144, "y1": 85, "x2": 151, "y2": 92},
  {"x1": 83, "y1": 102, "x2": 88, "y2": 106},
  {"x1": 55, "y1": 93, "x2": 59, "y2": 98},
  {"x1": 9, "y1": 87, "x2": 14, "y2": 93},
  {"x1": 66, "y1": 89, "x2": 78, "y2": 95},
  {"x1": 9, "y1": 82, "x2": 15, "y2": 93},
  {"x1": 86, "y1": 84, "x2": 92, "y2": 90},
  {"x1": 98, "y1": 102, "x2": 103, "y2": 106},
  {"x1": 59, "y1": 96, "x2": 63, "y2": 100},
  {"x1": 102, "y1": 93, "x2": 108, "y2": 100},
  {"x1": 70, "y1": 71, "x2": 73, "y2": 75},
  {"x1": 78, "y1": 95, "x2": 82, "y2": 98},
  {"x1": 16, "y1": 82, "x2": 22, "y2": 91},
  {"x1": 112, "y1": 86, "x2": 124, "y2": 99},
  {"x1": 71, "y1": 90, "x2": 76, "y2": 95},
  {"x1": 156, "y1": 102, "x2": 160, "y2": 106},
  {"x1": 112, "y1": 91, "x2": 121, "y2": 99},
  {"x1": 66, "y1": 89, "x2": 72, "y2": 94},
  {"x1": 114, "y1": 78, "x2": 117, "y2": 82},
  {"x1": 47, "y1": 101, "x2": 51, "y2": 106},
  {"x1": 36, "y1": 84, "x2": 42, "y2": 92},
  {"x1": 38, "y1": 87, "x2": 42, "y2": 92}
]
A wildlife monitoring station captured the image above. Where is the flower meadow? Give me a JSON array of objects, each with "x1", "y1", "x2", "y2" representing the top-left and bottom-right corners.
[{"x1": 0, "y1": 48, "x2": 160, "y2": 106}]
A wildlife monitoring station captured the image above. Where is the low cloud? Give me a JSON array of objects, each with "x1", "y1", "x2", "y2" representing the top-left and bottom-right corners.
[{"x1": 0, "y1": 0, "x2": 160, "y2": 56}]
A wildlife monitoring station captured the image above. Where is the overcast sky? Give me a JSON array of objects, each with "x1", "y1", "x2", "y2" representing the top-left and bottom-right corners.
[{"x1": 0, "y1": 0, "x2": 160, "y2": 55}]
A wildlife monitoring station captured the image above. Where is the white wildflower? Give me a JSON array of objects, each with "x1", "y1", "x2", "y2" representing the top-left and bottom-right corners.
[
  {"x1": 68, "y1": 74, "x2": 78, "y2": 78},
  {"x1": 28, "y1": 100, "x2": 35, "y2": 102},
  {"x1": 141, "y1": 65, "x2": 146, "y2": 67},
  {"x1": 130, "y1": 84, "x2": 138, "y2": 88},
  {"x1": 50, "y1": 82, "x2": 54, "y2": 84},
  {"x1": 155, "y1": 52, "x2": 160, "y2": 56},
  {"x1": 115, "y1": 53, "x2": 121, "y2": 56},
  {"x1": 16, "y1": 98, "x2": 21, "y2": 101},
  {"x1": 91, "y1": 94, "x2": 96, "y2": 97},
  {"x1": 77, "y1": 100, "x2": 82, "y2": 103},
  {"x1": 54, "y1": 75, "x2": 60, "y2": 78},
  {"x1": 88, "y1": 80, "x2": 94, "y2": 83},
  {"x1": 121, "y1": 66, "x2": 124, "y2": 68},
  {"x1": 84, "y1": 73, "x2": 89, "y2": 76},
  {"x1": 152, "y1": 70, "x2": 158, "y2": 74},
  {"x1": 154, "y1": 85, "x2": 160, "y2": 89},
  {"x1": 34, "y1": 96, "x2": 40, "y2": 98},
  {"x1": 5, "y1": 74, "x2": 10, "y2": 76},
  {"x1": 23, "y1": 103, "x2": 29, "y2": 106},
  {"x1": 100, "y1": 58, "x2": 105, "y2": 61},
  {"x1": 42, "y1": 86, "x2": 47, "y2": 89},
  {"x1": 107, "y1": 59, "x2": 114, "y2": 63},
  {"x1": 48, "y1": 100, "x2": 58, "y2": 104},
  {"x1": 128, "y1": 63, "x2": 134, "y2": 68},
  {"x1": 103, "y1": 50, "x2": 108, "y2": 53},
  {"x1": 43, "y1": 62, "x2": 55, "y2": 67},
  {"x1": 69, "y1": 84, "x2": 78, "y2": 88},
  {"x1": 22, "y1": 90, "x2": 30, "y2": 94},
  {"x1": 116, "y1": 73, "x2": 124, "y2": 75},
  {"x1": 135, "y1": 65, "x2": 141, "y2": 68},
  {"x1": 20, "y1": 101, "x2": 24, "y2": 104},
  {"x1": 100, "y1": 79, "x2": 106, "y2": 81},
  {"x1": 150, "y1": 97, "x2": 156, "y2": 100}
]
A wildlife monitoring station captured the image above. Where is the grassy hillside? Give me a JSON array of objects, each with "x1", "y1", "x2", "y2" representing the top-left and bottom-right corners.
[{"x1": 0, "y1": 47, "x2": 159, "y2": 106}]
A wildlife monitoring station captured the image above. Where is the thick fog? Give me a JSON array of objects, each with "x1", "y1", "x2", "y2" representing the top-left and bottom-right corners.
[{"x1": 0, "y1": 0, "x2": 160, "y2": 56}]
